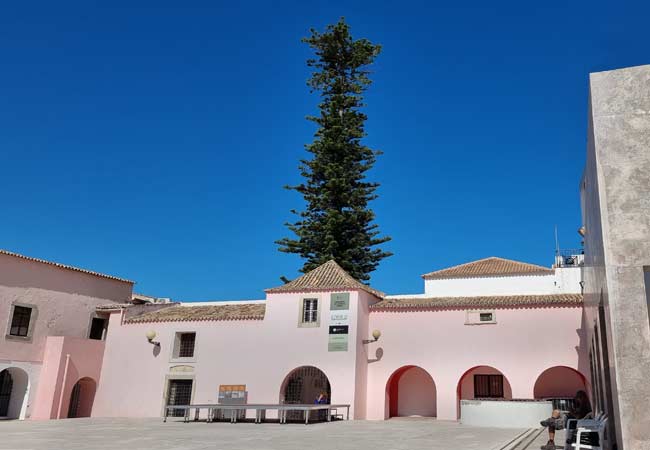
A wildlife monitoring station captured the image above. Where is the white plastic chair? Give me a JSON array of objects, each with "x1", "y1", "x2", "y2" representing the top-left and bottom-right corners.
[{"x1": 571, "y1": 416, "x2": 608, "y2": 450}]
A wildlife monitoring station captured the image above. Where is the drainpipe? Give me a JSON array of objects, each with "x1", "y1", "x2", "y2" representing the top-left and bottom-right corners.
[{"x1": 55, "y1": 354, "x2": 71, "y2": 419}]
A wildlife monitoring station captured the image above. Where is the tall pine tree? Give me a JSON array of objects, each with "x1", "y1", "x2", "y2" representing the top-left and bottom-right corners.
[{"x1": 277, "y1": 18, "x2": 391, "y2": 282}]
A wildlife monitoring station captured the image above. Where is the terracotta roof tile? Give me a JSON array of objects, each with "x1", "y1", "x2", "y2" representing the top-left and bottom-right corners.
[
  {"x1": 96, "y1": 303, "x2": 132, "y2": 310},
  {"x1": 422, "y1": 257, "x2": 553, "y2": 279},
  {"x1": 371, "y1": 294, "x2": 582, "y2": 310},
  {"x1": 0, "y1": 248, "x2": 134, "y2": 284},
  {"x1": 266, "y1": 259, "x2": 384, "y2": 298},
  {"x1": 125, "y1": 303, "x2": 266, "y2": 323}
]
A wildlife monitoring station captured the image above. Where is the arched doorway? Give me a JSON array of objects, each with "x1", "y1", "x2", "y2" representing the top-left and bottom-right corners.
[
  {"x1": 456, "y1": 365, "x2": 512, "y2": 419},
  {"x1": 534, "y1": 366, "x2": 587, "y2": 410},
  {"x1": 0, "y1": 368, "x2": 29, "y2": 419},
  {"x1": 280, "y1": 366, "x2": 330, "y2": 421},
  {"x1": 385, "y1": 366, "x2": 436, "y2": 418},
  {"x1": 67, "y1": 377, "x2": 97, "y2": 418}
]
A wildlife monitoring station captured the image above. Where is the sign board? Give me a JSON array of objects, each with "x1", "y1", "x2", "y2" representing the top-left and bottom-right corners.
[
  {"x1": 330, "y1": 293, "x2": 350, "y2": 310},
  {"x1": 218, "y1": 385, "x2": 247, "y2": 420},
  {"x1": 218, "y1": 385, "x2": 247, "y2": 401},
  {"x1": 328, "y1": 334, "x2": 349, "y2": 352},
  {"x1": 329, "y1": 311, "x2": 349, "y2": 325},
  {"x1": 328, "y1": 293, "x2": 350, "y2": 352}
]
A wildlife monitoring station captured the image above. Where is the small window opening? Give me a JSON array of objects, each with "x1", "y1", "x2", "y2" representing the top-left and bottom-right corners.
[
  {"x1": 177, "y1": 333, "x2": 196, "y2": 358},
  {"x1": 474, "y1": 374, "x2": 504, "y2": 398},
  {"x1": 10, "y1": 306, "x2": 32, "y2": 337},
  {"x1": 479, "y1": 313, "x2": 493, "y2": 322},
  {"x1": 89, "y1": 317, "x2": 106, "y2": 340},
  {"x1": 302, "y1": 298, "x2": 318, "y2": 323}
]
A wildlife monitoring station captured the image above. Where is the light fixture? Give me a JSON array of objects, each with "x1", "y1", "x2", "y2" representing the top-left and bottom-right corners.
[
  {"x1": 578, "y1": 226, "x2": 586, "y2": 237},
  {"x1": 362, "y1": 329, "x2": 382, "y2": 345},
  {"x1": 146, "y1": 330, "x2": 160, "y2": 347}
]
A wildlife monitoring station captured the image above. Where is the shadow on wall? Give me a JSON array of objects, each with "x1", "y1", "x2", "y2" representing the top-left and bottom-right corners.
[
  {"x1": 67, "y1": 377, "x2": 97, "y2": 418},
  {"x1": 385, "y1": 366, "x2": 437, "y2": 419},
  {"x1": 0, "y1": 367, "x2": 29, "y2": 419},
  {"x1": 576, "y1": 311, "x2": 592, "y2": 394},
  {"x1": 533, "y1": 366, "x2": 586, "y2": 400},
  {"x1": 368, "y1": 347, "x2": 383, "y2": 363}
]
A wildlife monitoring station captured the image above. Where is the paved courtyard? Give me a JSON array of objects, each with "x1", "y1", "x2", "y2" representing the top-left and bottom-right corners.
[{"x1": 0, "y1": 418, "x2": 533, "y2": 450}]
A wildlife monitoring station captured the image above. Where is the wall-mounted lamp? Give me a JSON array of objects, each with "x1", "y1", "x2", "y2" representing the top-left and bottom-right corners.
[
  {"x1": 363, "y1": 329, "x2": 381, "y2": 344},
  {"x1": 146, "y1": 330, "x2": 160, "y2": 347},
  {"x1": 578, "y1": 226, "x2": 586, "y2": 237}
]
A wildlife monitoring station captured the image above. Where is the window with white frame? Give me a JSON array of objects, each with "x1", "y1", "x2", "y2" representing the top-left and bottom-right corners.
[
  {"x1": 465, "y1": 310, "x2": 496, "y2": 325},
  {"x1": 301, "y1": 298, "x2": 319, "y2": 324}
]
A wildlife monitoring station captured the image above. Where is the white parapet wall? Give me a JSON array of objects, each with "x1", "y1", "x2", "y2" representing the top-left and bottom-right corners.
[{"x1": 460, "y1": 399, "x2": 553, "y2": 428}]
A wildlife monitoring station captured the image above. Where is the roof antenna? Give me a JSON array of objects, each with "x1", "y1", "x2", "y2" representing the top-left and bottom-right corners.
[{"x1": 554, "y1": 225, "x2": 561, "y2": 268}]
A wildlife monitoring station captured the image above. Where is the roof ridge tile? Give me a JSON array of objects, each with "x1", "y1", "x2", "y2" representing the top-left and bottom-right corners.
[
  {"x1": 422, "y1": 256, "x2": 553, "y2": 279},
  {"x1": 266, "y1": 259, "x2": 384, "y2": 298}
]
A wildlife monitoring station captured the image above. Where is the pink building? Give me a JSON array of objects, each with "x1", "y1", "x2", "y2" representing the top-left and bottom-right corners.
[
  {"x1": 90, "y1": 256, "x2": 588, "y2": 427},
  {"x1": 0, "y1": 249, "x2": 133, "y2": 420},
  {"x1": 1, "y1": 247, "x2": 588, "y2": 427}
]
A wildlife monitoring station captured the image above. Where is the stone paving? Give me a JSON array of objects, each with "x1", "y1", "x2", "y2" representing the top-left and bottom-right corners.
[
  {"x1": 0, "y1": 417, "x2": 527, "y2": 450},
  {"x1": 526, "y1": 428, "x2": 567, "y2": 450}
]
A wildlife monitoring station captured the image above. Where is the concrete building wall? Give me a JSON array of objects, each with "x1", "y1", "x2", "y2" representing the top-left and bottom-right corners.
[
  {"x1": 0, "y1": 252, "x2": 133, "y2": 420},
  {"x1": 422, "y1": 268, "x2": 581, "y2": 297},
  {"x1": 0, "y1": 252, "x2": 132, "y2": 363},
  {"x1": 30, "y1": 337, "x2": 106, "y2": 420},
  {"x1": 582, "y1": 64, "x2": 650, "y2": 450}
]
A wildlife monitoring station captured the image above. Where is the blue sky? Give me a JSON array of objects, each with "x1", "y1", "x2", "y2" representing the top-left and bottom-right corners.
[{"x1": 1, "y1": 1, "x2": 647, "y2": 300}]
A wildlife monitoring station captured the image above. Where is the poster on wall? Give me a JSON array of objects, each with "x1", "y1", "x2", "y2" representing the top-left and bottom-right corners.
[{"x1": 328, "y1": 293, "x2": 350, "y2": 352}]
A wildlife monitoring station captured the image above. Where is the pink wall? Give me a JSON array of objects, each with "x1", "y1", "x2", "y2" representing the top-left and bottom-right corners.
[
  {"x1": 30, "y1": 337, "x2": 106, "y2": 419},
  {"x1": 396, "y1": 366, "x2": 437, "y2": 417},
  {"x1": 366, "y1": 306, "x2": 586, "y2": 420},
  {"x1": 533, "y1": 366, "x2": 586, "y2": 399},
  {"x1": 92, "y1": 292, "x2": 586, "y2": 422},
  {"x1": 0, "y1": 252, "x2": 132, "y2": 363},
  {"x1": 93, "y1": 290, "x2": 374, "y2": 419},
  {"x1": 458, "y1": 366, "x2": 513, "y2": 401}
]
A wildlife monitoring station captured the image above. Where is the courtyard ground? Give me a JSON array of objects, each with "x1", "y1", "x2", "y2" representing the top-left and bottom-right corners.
[{"x1": 0, "y1": 417, "x2": 554, "y2": 450}]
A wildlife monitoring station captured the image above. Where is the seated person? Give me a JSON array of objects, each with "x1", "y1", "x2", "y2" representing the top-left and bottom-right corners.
[{"x1": 540, "y1": 390, "x2": 592, "y2": 449}]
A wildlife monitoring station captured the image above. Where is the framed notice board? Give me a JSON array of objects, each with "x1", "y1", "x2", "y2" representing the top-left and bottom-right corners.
[{"x1": 328, "y1": 293, "x2": 350, "y2": 352}]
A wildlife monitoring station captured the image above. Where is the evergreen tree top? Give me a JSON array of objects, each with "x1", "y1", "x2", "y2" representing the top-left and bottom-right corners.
[{"x1": 277, "y1": 18, "x2": 392, "y2": 283}]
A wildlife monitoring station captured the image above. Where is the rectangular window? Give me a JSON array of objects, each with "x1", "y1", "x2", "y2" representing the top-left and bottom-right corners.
[
  {"x1": 479, "y1": 313, "x2": 493, "y2": 322},
  {"x1": 89, "y1": 317, "x2": 106, "y2": 340},
  {"x1": 474, "y1": 374, "x2": 504, "y2": 398},
  {"x1": 465, "y1": 310, "x2": 496, "y2": 325},
  {"x1": 302, "y1": 298, "x2": 318, "y2": 323},
  {"x1": 10, "y1": 306, "x2": 32, "y2": 337},
  {"x1": 178, "y1": 333, "x2": 196, "y2": 358}
]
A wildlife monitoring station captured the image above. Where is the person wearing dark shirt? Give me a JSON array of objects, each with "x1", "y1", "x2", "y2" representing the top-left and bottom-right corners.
[{"x1": 540, "y1": 390, "x2": 592, "y2": 449}]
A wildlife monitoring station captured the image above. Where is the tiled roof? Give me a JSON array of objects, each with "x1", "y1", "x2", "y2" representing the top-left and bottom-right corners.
[
  {"x1": 422, "y1": 257, "x2": 553, "y2": 279},
  {"x1": 125, "y1": 303, "x2": 266, "y2": 323},
  {"x1": 265, "y1": 260, "x2": 384, "y2": 299},
  {"x1": 371, "y1": 294, "x2": 583, "y2": 310},
  {"x1": 96, "y1": 303, "x2": 132, "y2": 310},
  {"x1": 0, "y1": 249, "x2": 134, "y2": 284}
]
